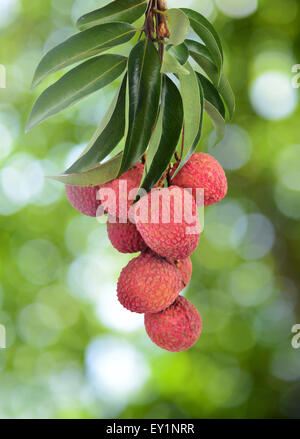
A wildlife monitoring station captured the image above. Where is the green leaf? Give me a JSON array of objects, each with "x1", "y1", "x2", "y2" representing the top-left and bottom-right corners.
[
  {"x1": 26, "y1": 55, "x2": 127, "y2": 131},
  {"x1": 187, "y1": 73, "x2": 204, "y2": 159},
  {"x1": 48, "y1": 153, "x2": 123, "y2": 186},
  {"x1": 196, "y1": 72, "x2": 226, "y2": 143},
  {"x1": 65, "y1": 74, "x2": 127, "y2": 174},
  {"x1": 167, "y1": 43, "x2": 189, "y2": 65},
  {"x1": 32, "y1": 22, "x2": 136, "y2": 89},
  {"x1": 77, "y1": 0, "x2": 147, "y2": 31},
  {"x1": 118, "y1": 39, "x2": 161, "y2": 176},
  {"x1": 142, "y1": 75, "x2": 183, "y2": 192},
  {"x1": 181, "y1": 8, "x2": 223, "y2": 77},
  {"x1": 144, "y1": 110, "x2": 163, "y2": 176},
  {"x1": 204, "y1": 101, "x2": 226, "y2": 144},
  {"x1": 161, "y1": 51, "x2": 189, "y2": 76},
  {"x1": 186, "y1": 39, "x2": 235, "y2": 118},
  {"x1": 164, "y1": 8, "x2": 190, "y2": 46},
  {"x1": 178, "y1": 62, "x2": 201, "y2": 163},
  {"x1": 198, "y1": 73, "x2": 225, "y2": 118},
  {"x1": 78, "y1": 84, "x2": 122, "y2": 160}
]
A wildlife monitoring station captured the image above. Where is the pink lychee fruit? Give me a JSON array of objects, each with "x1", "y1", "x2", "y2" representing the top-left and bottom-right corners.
[
  {"x1": 171, "y1": 152, "x2": 227, "y2": 206},
  {"x1": 65, "y1": 185, "x2": 101, "y2": 217},
  {"x1": 107, "y1": 216, "x2": 147, "y2": 254},
  {"x1": 175, "y1": 257, "x2": 192, "y2": 287},
  {"x1": 99, "y1": 161, "x2": 144, "y2": 219},
  {"x1": 117, "y1": 250, "x2": 183, "y2": 314},
  {"x1": 144, "y1": 296, "x2": 202, "y2": 352},
  {"x1": 131, "y1": 185, "x2": 200, "y2": 260}
]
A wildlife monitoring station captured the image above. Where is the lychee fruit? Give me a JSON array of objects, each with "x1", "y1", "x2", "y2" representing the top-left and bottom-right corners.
[
  {"x1": 144, "y1": 296, "x2": 202, "y2": 352},
  {"x1": 174, "y1": 257, "x2": 192, "y2": 287},
  {"x1": 107, "y1": 216, "x2": 147, "y2": 254},
  {"x1": 99, "y1": 161, "x2": 144, "y2": 219},
  {"x1": 117, "y1": 250, "x2": 183, "y2": 314},
  {"x1": 65, "y1": 185, "x2": 101, "y2": 217},
  {"x1": 172, "y1": 153, "x2": 227, "y2": 206},
  {"x1": 131, "y1": 185, "x2": 200, "y2": 260}
]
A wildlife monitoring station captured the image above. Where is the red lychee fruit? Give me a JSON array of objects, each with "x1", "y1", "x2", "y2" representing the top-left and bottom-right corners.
[
  {"x1": 131, "y1": 186, "x2": 200, "y2": 260},
  {"x1": 175, "y1": 257, "x2": 192, "y2": 287},
  {"x1": 117, "y1": 250, "x2": 182, "y2": 314},
  {"x1": 172, "y1": 152, "x2": 227, "y2": 206},
  {"x1": 107, "y1": 216, "x2": 147, "y2": 254},
  {"x1": 99, "y1": 161, "x2": 144, "y2": 219},
  {"x1": 65, "y1": 185, "x2": 101, "y2": 217},
  {"x1": 144, "y1": 296, "x2": 202, "y2": 352}
]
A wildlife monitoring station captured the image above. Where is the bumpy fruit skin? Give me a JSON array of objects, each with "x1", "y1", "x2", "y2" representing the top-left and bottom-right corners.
[
  {"x1": 132, "y1": 186, "x2": 200, "y2": 260},
  {"x1": 107, "y1": 217, "x2": 147, "y2": 254},
  {"x1": 175, "y1": 257, "x2": 192, "y2": 287},
  {"x1": 117, "y1": 250, "x2": 182, "y2": 314},
  {"x1": 145, "y1": 296, "x2": 202, "y2": 352},
  {"x1": 100, "y1": 162, "x2": 144, "y2": 219},
  {"x1": 65, "y1": 185, "x2": 101, "y2": 217},
  {"x1": 172, "y1": 153, "x2": 227, "y2": 206}
]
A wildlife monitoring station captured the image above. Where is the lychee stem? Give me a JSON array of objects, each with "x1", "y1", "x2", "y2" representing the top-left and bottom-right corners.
[{"x1": 143, "y1": 0, "x2": 169, "y2": 57}]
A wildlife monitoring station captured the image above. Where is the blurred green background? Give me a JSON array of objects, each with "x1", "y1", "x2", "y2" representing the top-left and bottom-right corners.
[{"x1": 0, "y1": 0, "x2": 300, "y2": 419}]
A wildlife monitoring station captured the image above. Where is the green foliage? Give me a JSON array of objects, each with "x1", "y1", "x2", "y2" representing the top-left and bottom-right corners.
[
  {"x1": 177, "y1": 62, "x2": 202, "y2": 167},
  {"x1": 163, "y1": 9, "x2": 190, "y2": 46},
  {"x1": 181, "y1": 8, "x2": 223, "y2": 77},
  {"x1": 186, "y1": 39, "x2": 235, "y2": 118},
  {"x1": 65, "y1": 74, "x2": 127, "y2": 175},
  {"x1": 77, "y1": 0, "x2": 148, "y2": 30},
  {"x1": 32, "y1": 23, "x2": 137, "y2": 89},
  {"x1": 2, "y1": 0, "x2": 300, "y2": 421},
  {"x1": 49, "y1": 153, "x2": 123, "y2": 186},
  {"x1": 27, "y1": 55, "x2": 127, "y2": 131},
  {"x1": 141, "y1": 75, "x2": 183, "y2": 192},
  {"x1": 118, "y1": 39, "x2": 161, "y2": 176},
  {"x1": 28, "y1": 0, "x2": 233, "y2": 189}
]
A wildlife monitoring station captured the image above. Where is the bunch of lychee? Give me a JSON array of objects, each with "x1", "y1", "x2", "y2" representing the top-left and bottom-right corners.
[{"x1": 66, "y1": 153, "x2": 227, "y2": 352}]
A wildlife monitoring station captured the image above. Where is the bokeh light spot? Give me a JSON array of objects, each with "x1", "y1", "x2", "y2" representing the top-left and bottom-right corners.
[
  {"x1": 85, "y1": 336, "x2": 150, "y2": 403},
  {"x1": 18, "y1": 304, "x2": 61, "y2": 348},
  {"x1": 95, "y1": 283, "x2": 144, "y2": 333},
  {"x1": 229, "y1": 262, "x2": 273, "y2": 307},
  {"x1": 0, "y1": 0, "x2": 20, "y2": 29},
  {"x1": 216, "y1": 0, "x2": 257, "y2": 18},
  {"x1": 17, "y1": 239, "x2": 61, "y2": 285},
  {"x1": 231, "y1": 213, "x2": 275, "y2": 260},
  {"x1": 209, "y1": 124, "x2": 253, "y2": 170},
  {"x1": 250, "y1": 72, "x2": 298, "y2": 120}
]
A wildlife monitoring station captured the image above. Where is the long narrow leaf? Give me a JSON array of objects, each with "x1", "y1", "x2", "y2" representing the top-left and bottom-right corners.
[
  {"x1": 48, "y1": 153, "x2": 123, "y2": 186},
  {"x1": 186, "y1": 39, "x2": 235, "y2": 118},
  {"x1": 181, "y1": 8, "x2": 223, "y2": 78},
  {"x1": 26, "y1": 55, "x2": 127, "y2": 131},
  {"x1": 77, "y1": 0, "x2": 147, "y2": 31},
  {"x1": 186, "y1": 74, "x2": 204, "y2": 159},
  {"x1": 198, "y1": 73, "x2": 225, "y2": 118},
  {"x1": 65, "y1": 74, "x2": 127, "y2": 174},
  {"x1": 142, "y1": 76, "x2": 183, "y2": 192},
  {"x1": 144, "y1": 110, "x2": 163, "y2": 177},
  {"x1": 178, "y1": 62, "x2": 201, "y2": 163},
  {"x1": 196, "y1": 72, "x2": 226, "y2": 143},
  {"x1": 32, "y1": 22, "x2": 136, "y2": 88},
  {"x1": 118, "y1": 39, "x2": 161, "y2": 176}
]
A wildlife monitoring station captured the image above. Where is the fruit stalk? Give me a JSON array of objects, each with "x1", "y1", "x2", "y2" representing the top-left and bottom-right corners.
[{"x1": 144, "y1": 0, "x2": 170, "y2": 50}]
